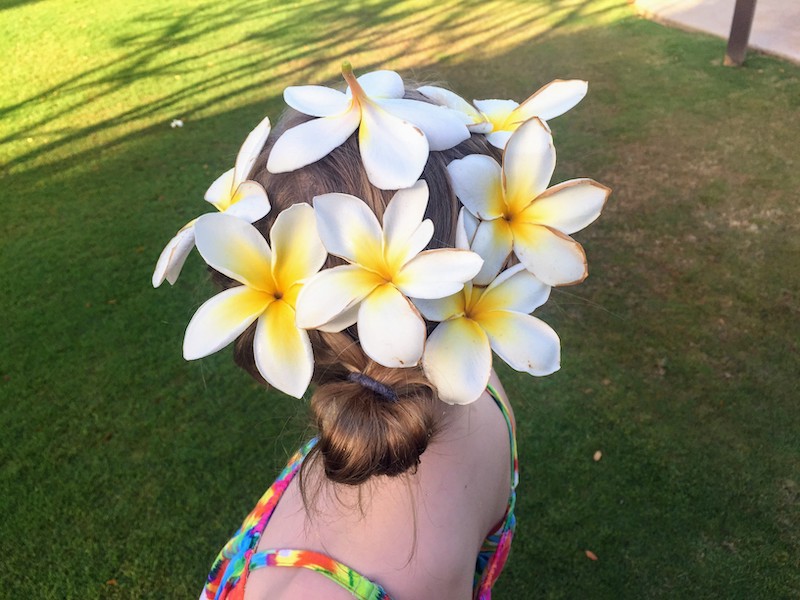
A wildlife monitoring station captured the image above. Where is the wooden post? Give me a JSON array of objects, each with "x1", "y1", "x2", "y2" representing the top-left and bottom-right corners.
[{"x1": 724, "y1": 0, "x2": 758, "y2": 66}]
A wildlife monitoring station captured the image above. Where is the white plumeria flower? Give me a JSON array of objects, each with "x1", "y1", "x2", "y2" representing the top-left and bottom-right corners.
[
  {"x1": 267, "y1": 63, "x2": 470, "y2": 190},
  {"x1": 152, "y1": 116, "x2": 272, "y2": 287},
  {"x1": 183, "y1": 206, "x2": 326, "y2": 398},
  {"x1": 295, "y1": 180, "x2": 483, "y2": 368},
  {"x1": 419, "y1": 79, "x2": 588, "y2": 148},
  {"x1": 447, "y1": 117, "x2": 610, "y2": 287},
  {"x1": 415, "y1": 263, "x2": 560, "y2": 405}
]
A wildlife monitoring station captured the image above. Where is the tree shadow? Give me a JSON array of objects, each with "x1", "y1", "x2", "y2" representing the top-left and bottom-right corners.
[
  {"x1": 1, "y1": 0, "x2": 624, "y2": 173},
  {"x1": 0, "y1": 0, "x2": 42, "y2": 11}
]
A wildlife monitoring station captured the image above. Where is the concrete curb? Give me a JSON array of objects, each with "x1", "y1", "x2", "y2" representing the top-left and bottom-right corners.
[{"x1": 633, "y1": 0, "x2": 800, "y2": 64}]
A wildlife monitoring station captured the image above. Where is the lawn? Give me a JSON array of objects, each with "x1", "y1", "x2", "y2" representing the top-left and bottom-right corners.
[{"x1": 1, "y1": 0, "x2": 798, "y2": 598}]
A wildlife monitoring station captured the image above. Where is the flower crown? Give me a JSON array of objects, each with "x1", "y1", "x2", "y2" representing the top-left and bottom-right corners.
[{"x1": 153, "y1": 63, "x2": 610, "y2": 405}]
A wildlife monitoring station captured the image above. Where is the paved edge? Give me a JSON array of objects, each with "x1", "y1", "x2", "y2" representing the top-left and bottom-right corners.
[{"x1": 632, "y1": 4, "x2": 800, "y2": 65}]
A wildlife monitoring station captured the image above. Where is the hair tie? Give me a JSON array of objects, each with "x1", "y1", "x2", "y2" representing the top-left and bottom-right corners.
[{"x1": 347, "y1": 372, "x2": 398, "y2": 402}]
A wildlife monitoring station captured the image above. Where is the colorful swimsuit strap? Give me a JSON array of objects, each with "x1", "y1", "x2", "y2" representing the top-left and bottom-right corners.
[
  {"x1": 486, "y1": 383, "x2": 519, "y2": 494},
  {"x1": 473, "y1": 384, "x2": 518, "y2": 599},
  {"x1": 243, "y1": 440, "x2": 392, "y2": 599},
  {"x1": 202, "y1": 437, "x2": 319, "y2": 600},
  {"x1": 249, "y1": 549, "x2": 391, "y2": 600}
]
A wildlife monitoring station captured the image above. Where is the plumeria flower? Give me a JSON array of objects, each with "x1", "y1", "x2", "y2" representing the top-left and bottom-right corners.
[
  {"x1": 183, "y1": 206, "x2": 326, "y2": 398},
  {"x1": 415, "y1": 263, "x2": 560, "y2": 405},
  {"x1": 267, "y1": 62, "x2": 470, "y2": 190},
  {"x1": 152, "y1": 116, "x2": 272, "y2": 287},
  {"x1": 419, "y1": 79, "x2": 588, "y2": 148},
  {"x1": 295, "y1": 180, "x2": 483, "y2": 368},
  {"x1": 447, "y1": 117, "x2": 610, "y2": 287}
]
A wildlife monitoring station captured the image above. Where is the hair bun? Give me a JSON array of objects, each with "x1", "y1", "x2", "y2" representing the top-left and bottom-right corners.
[{"x1": 308, "y1": 333, "x2": 439, "y2": 485}]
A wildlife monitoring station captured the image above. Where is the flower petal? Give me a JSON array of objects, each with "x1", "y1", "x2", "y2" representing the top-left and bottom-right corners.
[
  {"x1": 294, "y1": 265, "x2": 383, "y2": 329},
  {"x1": 224, "y1": 182, "x2": 271, "y2": 223},
  {"x1": 412, "y1": 291, "x2": 465, "y2": 322},
  {"x1": 359, "y1": 101, "x2": 428, "y2": 190},
  {"x1": 512, "y1": 223, "x2": 588, "y2": 286},
  {"x1": 152, "y1": 223, "x2": 196, "y2": 287},
  {"x1": 267, "y1": 109, "x2": 360, "y2": 173},
  {"x1": 423, "y1": 317, "x2": 491, "y2": 405},
  {"x1": 194, "y1": 213, "x2": 274, "y2": 292},
  {"x1": 503, "y1": 117, "x2": 555, "y2": 213},
  {"x1": 358, "y1": 283, "x2": 426, "y2": 368},
  {"x1": 485, "y1": 130, "x2": 513, "y2": 149},
  {"x1": 469, "y1": 121, "x2": 495, "y2": 135},
  {"x1": 519, "y1": 179, "x2": 610, "y2": 235},
  {"x1": 313, "y1": 192, "x2": 383, "y2": 265},
  {"x1": 269, "y1": 203, "x2": 327, "y2": 294},
  {"x1": 511, "y1": 79, "x2": 588, "y2": 122},
  {"x1": 382, "y1": 180, "x2": 431, "y2": 268},
  {"x1": 284, "y1": 85, "x2": 350, "y2": 117},
  {"x1": 469, "y1": 217, "x2": 513, "y2": 286},
  {"x1": 204, "y1": 167, "x2": 235, "y2": 210},
  {"x1": 395, "y1": 220, "x2": 435, "y2": 268},
  {"x1": 417, "y1": 85, "x2": 487, "y2": 128},
  {"x1": 379, "y1": 98, "x2": 470, "y2": 151},
  {"x1": 183, "y1": 286, "x2": 271, "y2": 360},
  {"x1": 253, "y1": 300, "x2": 313, "y2": 398},
  {"x1": 315, "y1": 302, "x2": 359, "y2": 333},
  {"x1": 478, "y1": 310, "x2": 560, "y2": 375},
  {"x1": 472, "y1": 263, "x2": 550, "y2": 315},
  {"x1": 473, "y1": 99, "x2": 519, "y2": 127},
  {"x1": 382, "y1": 180, "x2": 428, "y2": 246},
  {"x1": 233, "y1": 115, "x2": 271, "y2": 185},
  {"x1": 456, "y1": 208, "x2": 479, "y2": 250},
  {"x1": 395, "y1": 249, "x2": 482, "y2": 299},
  {"x1": 356, "y1": 70, "x2": 404, "y2": 99},
  {"x1": 446, "y1": 155, "x2": 505, "y2": 219}
]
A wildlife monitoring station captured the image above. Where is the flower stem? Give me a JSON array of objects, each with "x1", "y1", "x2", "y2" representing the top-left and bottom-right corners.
[{"x1": 341, "y1": 61, "x2": 365, "y2": 102}]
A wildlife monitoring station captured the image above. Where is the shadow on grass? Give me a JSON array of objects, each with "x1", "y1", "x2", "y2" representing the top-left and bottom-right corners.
[
  {"x1": 0, "y1": 0, "x2": 42, "y2": 11},
  {"x1": 1, "y1": 0, "x2": 624, "y2": 173},
  {"x1": 3, "y1": 1, "x2": 799, "y2": 598}
]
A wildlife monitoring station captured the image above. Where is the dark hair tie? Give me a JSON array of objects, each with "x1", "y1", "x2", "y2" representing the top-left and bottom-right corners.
[{"x1": 347, "y1": 372, "x2": 398, "y2": 402}]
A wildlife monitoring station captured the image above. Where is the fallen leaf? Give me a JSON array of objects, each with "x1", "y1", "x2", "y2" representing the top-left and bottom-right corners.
[
  {"x1": 106, "y1": 579, "x2": 118, "y2": 586},
  {"x1": 656, "y1": 357, "x2": 667, "y2": 377},
  {"x1": 585, "y1": 550, "x2": 598, "y2": 561},
  {"x1": 593, "y1": 450, "x2": 602, "y2": 462}
]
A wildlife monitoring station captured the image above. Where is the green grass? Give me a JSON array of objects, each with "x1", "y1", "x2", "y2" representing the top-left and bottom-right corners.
[{"x1": 2, "y1": 0, "x2": 798, "y2": 598}]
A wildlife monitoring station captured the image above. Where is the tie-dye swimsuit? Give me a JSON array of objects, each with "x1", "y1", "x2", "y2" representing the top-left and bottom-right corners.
[{"x1": 201, "y1": 385, "x2": 518, "y2": 600}]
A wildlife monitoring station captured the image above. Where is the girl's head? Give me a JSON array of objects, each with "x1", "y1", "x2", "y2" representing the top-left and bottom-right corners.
[
  {"x1": 224, "y1": 89, "x2": 500, "y2": 485},
  {"x1": 156, "y1": 65, "x2": 595, "y2": 488}
]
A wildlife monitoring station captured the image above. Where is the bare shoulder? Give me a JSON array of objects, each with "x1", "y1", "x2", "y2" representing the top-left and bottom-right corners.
[{"x1": 247, "y1": 379, "x2": 514, "y2": 600}]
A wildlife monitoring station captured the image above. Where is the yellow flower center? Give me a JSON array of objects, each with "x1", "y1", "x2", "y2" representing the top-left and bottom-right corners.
[{"x1": 462, "y1": 285, "x2": 485, "y2": 319}]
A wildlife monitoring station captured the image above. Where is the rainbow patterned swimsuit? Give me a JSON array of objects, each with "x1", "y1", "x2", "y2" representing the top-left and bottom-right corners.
[{"x1": 200, "y1": 385, "x2": 518, "y2": 600}]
